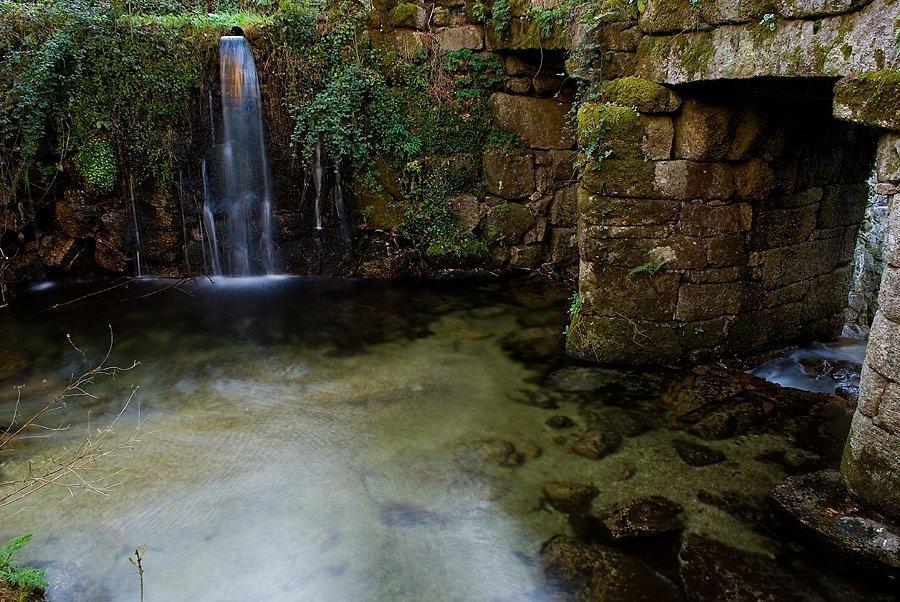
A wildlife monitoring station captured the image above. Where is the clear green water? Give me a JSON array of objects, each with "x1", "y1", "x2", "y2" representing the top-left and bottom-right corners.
[{"x1": 0, "y1": 277, "x2": 876, "y2": 600}]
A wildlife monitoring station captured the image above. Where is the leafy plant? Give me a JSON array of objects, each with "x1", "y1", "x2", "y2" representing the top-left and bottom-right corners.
[{"x1": 0, "y1": 534, "x2": 47, "y2": 596}]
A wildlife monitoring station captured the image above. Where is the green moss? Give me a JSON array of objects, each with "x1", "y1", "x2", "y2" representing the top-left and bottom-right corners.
[
  {"x1": 834, "y1": 70, "x2": 900, "y2": 129},
  {"x1": 598, "y1": 76, "x2": 680, "y2": 112},
  {"x1": 577, "y1": 103, "x2": 642, "y2": 164},
  {"x1": 73, "y1": 137, "x2": 117, "y2": 195},
  {"x1": 678, "y1": 35, "x2": 715, "y2": 78},
  {"x1": 388, "y1": 3, "x2": 420, "y2": 27}
]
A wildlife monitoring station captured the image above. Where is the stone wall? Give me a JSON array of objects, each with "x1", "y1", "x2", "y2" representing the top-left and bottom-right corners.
[
  {"x1": 843, "y1": 131, "x2": 900, "y2": 519},
  {"x1": 567, "y1": 0, "x2": 899, "y2": 364}
]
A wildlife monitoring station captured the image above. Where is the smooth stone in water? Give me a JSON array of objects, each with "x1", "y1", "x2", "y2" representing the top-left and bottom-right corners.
[
  {"x1": 582, "y1": 406, "x2": 656, "y2": 437},
  {"x1": 454, "y1": 438, "x2": 524, "y2": 469},
  {"x1": 547, "y1": 366, "x2": 624, "y2": 392},
  {"x1": 500, "y1": 327, "x2": 562, "y2": 361},
  {"x1": 591, "y1": 496, "x2": 684, "y2": 541},
  {"x1": 772, "y1": 469, "x2": 900, "y2": 572},
  {"x1": 508, "y1": 389, "x2": 559, "y2": 409},
  {"x1": 672, "y1": 438, "x2": 726, "y2": 467},
  {"x1": 540, "y1": 535, "x2": 680, "y2": 601},
  {"x1": 546, "y1": 415, "x2": 575, "y2": 429},
  {"x1": 571, "y1": 428, "x2": 622, "y2": 460},
  {"x1": 543, "y1": 482, "x2": 600, "y2": 514}
]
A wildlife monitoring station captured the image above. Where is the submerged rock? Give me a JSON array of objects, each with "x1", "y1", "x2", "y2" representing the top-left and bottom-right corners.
[
  {"x1": 546, "y1": 415, "x2": 575, "y2": 429},
  {"x1": 571, "y1": 428, "x2": 622, "y2": 460},
  {"x1": 500, "y1": 327, "x2": 562, "y2": 361},
  {"x1": 696, "y1": 490, "x2": 774, "y2": 532},
  {"x1": 508, "y1": 389, "x2": 559, "y2": 409},
  {"x1": 543, "y1": 482, "x2": 599, "y2": 514},
  {"x1": 454, "y1": 438, "x2": 524, "y2": 469},
  {"x1": 582, "y1": 406, "x2": 656, "y2": 438},
  {"x1": 540, "y1": 535, "x2": 680, "y2": 601},
  {"x1": 678, "y1": 532, "x2": 822, "y2": 601},
  {"x1": 0, "y1": 349, "x2": 29, "y2": 381},
  {"x1": 547, "y1": 367, "x2": 625, "y2": 392},
  {"x1": 592, "y1": 496, "x2": 684, "y2": 541},
  {"x1": 772, "y1": 470, "x2": 900, "y2": 573},
  {"x1": 671, "y1": 438, "x2": 725, "y2": 467}
]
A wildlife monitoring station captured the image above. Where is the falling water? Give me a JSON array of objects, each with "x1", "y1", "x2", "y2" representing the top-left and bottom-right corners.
[
  {"x1": 201, "y1": 159, "x2": 223, "y2": 275},
  {"x1": 216, "y1": 34, "x2": 277, "y2": 275},
  {"x1": 313, "y1": 137, "x2": 324, "y2": 232},
  {"x1": 129, "y1": 176, "x2": 144, "y2": 278},
  {"x1": 334, "y1": 163, "x2": 350, "y2": 241}
]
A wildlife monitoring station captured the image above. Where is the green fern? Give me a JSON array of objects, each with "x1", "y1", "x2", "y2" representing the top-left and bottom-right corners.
[{"x1": 0, "y1": 534, "x2": 47, "y2": 595}]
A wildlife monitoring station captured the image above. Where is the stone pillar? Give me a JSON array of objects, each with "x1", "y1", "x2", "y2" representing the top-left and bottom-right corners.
[{"x1": 842, "y1": 133, "x2": 900, "y2": 518}]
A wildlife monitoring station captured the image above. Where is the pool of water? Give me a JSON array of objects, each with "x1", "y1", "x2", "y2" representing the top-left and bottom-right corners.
[{"x1": 0, "y1": 277, "x2": 890, "y2": 600}]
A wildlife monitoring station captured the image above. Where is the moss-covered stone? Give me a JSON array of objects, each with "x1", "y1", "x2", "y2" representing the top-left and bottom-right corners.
[
  {"x1": 578, "y1": 103, "x2": 642, "y2": 159},
  {"x1": 483, "y1": 202, "x2": 535, "y2": 244},
  {"x1": 388, "y1": 2, "x2": 423, "y2": 27},
  {"x1": 597, "y1": 77, "x2": 681, "y2": 113},
  {"x1": 833, "y1": 70, "x2": 900, "y2": 130},
  {"x1": 580, "y1": 158, "x2": 656, "y2": 197}
]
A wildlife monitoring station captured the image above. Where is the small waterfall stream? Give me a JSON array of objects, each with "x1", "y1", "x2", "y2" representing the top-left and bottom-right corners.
[{"x1": 202, "y1": 34, "x2": 277, "y2": 276}]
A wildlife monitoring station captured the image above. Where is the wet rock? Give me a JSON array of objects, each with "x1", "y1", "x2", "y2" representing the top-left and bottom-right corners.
[
  {"x1": 508, "y1": 389, "x2": 559, "y2": 409},
  {"x1": 546, "y1": 415, "x2": 575, "y2": 429},
  {"x1": 672, "y1": 438, "x2": 725, "y2": 467},
  {"x1": 500, "y1": 327, "x2": 562, "y2": 361},
  {"x1": 667, "y1": 365, "x2": 844, "y2": 441},
  {"x1": 469, "y1": 304, "x2": 507, "y2": 319},
  {"x1": 522, "y1": 443, "x2": 543, "y2": 459},
  {"x1": 0, "y1": 349, "x2": 29, "y2": 381},
  {"x1": 592, "y1": 496, "x2": 684, "y2": 541},
  {"x1": 582, "y1": 406, "x2": 656, "y2": 437},
  {"x1": 454, "y1": 438, "x2": 524, "y2": 469},
  {"x1": 540, "y1": 535, "x2": 680, "y2": 601},
  {"x1": 772, "y1": 470, "x2": 900, "y2": 572},
  {"x1": 543, "y1": 482, "x2": 599, "y2": 514},
  {"x1": 379, "y1": 502, "x2": 449, "y2": 528},
  {"x1": 571, "y1": 428, "x2": 622, "y2": 460},
  {"x1": 547, "y1": 366, "x2": 624, "y2": 392},
  {"x1": 678, "y1": 532, "x2": 822, "y2": 601},
  {"x1": 37, "y1": 234, "x2": 78, "y2": 269}
]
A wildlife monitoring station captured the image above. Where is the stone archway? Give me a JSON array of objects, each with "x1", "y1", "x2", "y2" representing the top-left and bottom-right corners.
[{"x1": 564, "y1": 0, "x2": 900, "y2": 518}]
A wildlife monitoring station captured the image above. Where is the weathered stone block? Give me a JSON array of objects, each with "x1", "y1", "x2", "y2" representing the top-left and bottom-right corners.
[
  {"x1": 551, "y1": 187, "x2": 577, "y2": 226},
  {"x1": 775, "y1": 0, "x2": 871, "y2": 18},
  {"x1": 578, "y1": 190, "x2": 680, "y2": 226},
  {"x1": 732, "y1": 159, "x2": 775, "y2": 201},
  {"x1": 483, "y1": 148, "x2": 534, "y2": 199},
  {"x1": 639, "y1": 0, "x2": 707, "y2": 35},
  {"x1": 673, "y1": 99, "x2": 736, "y2": 160},
  {"x1": 483, "y1": 202, "x2": 535, "y2": 244},
  {"x1": 582, "y1": 159, "x2": 657, "y2": 198},
  {"x1": 550, "y1": 227, "x2": 577, "y2": 264},
  {"x1": 510, "y1": 244, "x2": 544, "y2": 268},
  {"x1": 727, "y1": 102, "x2": 770, "y2": 160},
  {"x1": 448, "y1": 194, "x2": 485, "y2": 232},
  {"x1": 817, "y1": 183, "x2": 868, "y2": 229},
  {"x1": 435, "y1": 25, "x2": 484, "y2": 51},
  {"x1": 876, "y1": 134, "x2": 900, "y2": 183},
  {"x1": 834, "y1": 71, "x2": 900, "y2": 131},
  {"x1": 679, "y1": 202, "x2": 752, "y2": 237},
  {"x1": 642, "y1": 116, "x2": 674, "y2": 160},
  {"x1": 676, "y1": 281, "x2": 747, "y2": 321},
  {"x1": 490, "y1": 93, "x2": 575, "y2": 149},
  {"x1": 751, "y1": 205, "x2": 818, "y2": 249},
  {"x1": 581, "y1": 264, "x2": 680, "y2": 321},
  {"x1": 843, "y1": 411, "x2": 900, "y2": 519},
  {"x1": 751, "y1": 238, "x2": 844, "y2": 289},
  {"x1": 866, "y1": 312, "x2": 900, "y2": 383},
  {"x1": 597, "y1": 77, "x2": 681, "y2": 113},
  {"x1": 550, "y1": 150, "x2": 577, "y2": 183},
  {"x1": 653, "y1": 161, "x2": 734, "y2": 199}
]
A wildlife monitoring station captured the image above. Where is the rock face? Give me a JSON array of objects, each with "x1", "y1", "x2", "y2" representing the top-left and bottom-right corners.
[
  {"x1": 591, "y1": 496, "x2": 684, "y2": 541},
  {"x1": 490, "y1": 93, "x2": 575, "y2": 150},
  {"x1": 540, "y1": 535, "x2": 681, "y2": 601},
  {"x1": 773, "y1": 470, "x2": 900, "y2": 572},
  {"x1": 678, "y1": 533, "x2": 822, "y2": 601}
]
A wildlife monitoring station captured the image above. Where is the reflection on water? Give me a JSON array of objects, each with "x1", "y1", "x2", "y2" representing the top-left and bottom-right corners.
[
  {"x1": 750, "y1": 338, "x2": 866, "y2": 395},
  {"x1": 0, "y1": 278, "x2": 886, "y2": 600}
]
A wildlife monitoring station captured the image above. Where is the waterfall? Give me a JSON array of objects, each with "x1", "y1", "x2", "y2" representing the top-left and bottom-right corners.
[
  {"x1": 129, "y1": 176, "x2": 144, "y2": 278},
  {"x1": 313, "y1": 137, "x2": 324, "y2": 232},
  {"x1": 201, "y1": 159, "x2": 223, "y2": 275},
  {"x1": 334, "y1": 163, "x2": 350, "y2": 241},
  {"x1": 213, "y1": 34, "x2": 277, "y2": 275}
]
